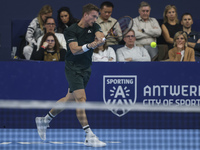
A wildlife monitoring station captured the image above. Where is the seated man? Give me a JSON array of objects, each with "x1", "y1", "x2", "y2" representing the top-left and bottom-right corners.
[
  {"x1": 116, "y1": 29, "x2": 151, "y2": 62},
  {"x1": 181, "y1": 13, "x2": 200, "y2": 61},
  {"x1": 36, "y1": 17, "x2": 67, "y2": 50},
  {"x1": 132, "y1": 1, "x2": 161, "y2": 58},
  {"x1": 96, "y1": 1, "x2": 122, "y2": 45}
]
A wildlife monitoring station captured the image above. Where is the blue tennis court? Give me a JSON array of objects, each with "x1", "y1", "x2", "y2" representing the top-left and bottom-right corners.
[{"x1": 0, "y1": 129, "x2": 199, "y2": 150}]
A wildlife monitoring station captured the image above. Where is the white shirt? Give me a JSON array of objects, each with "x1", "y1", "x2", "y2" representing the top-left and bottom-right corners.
[
  {"x1": 92, "y1": 47, "x2": 116, "y2": 62},
  {"x1": 37, "y1": 33, "x2": 67, "y2": 50},
  {"x1": 116, "y1": 45, "x2": 151, "y2": 61}
]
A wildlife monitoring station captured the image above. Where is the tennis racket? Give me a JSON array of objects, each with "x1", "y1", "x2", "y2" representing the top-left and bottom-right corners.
[{"x1": 103, "y1": 16, "x2": 133, "y2": 41}]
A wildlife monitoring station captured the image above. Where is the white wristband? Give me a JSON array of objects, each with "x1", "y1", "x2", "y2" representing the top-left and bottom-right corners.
[{"x1": 82, "y1": 44, "x2": 90, "y2": 52}]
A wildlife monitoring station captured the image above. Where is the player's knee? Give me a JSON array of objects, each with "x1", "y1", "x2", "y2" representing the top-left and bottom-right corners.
[{"x1": 76, "y1": 96, "x2": 86, "y2": 103}]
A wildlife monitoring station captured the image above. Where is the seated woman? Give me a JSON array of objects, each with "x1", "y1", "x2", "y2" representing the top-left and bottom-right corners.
[
  {"x1": 23, "y1": 5, "x2": 53, "y2": 60},
  {"x1": 161, "y1": 5, "x2": 182, "y2": 50},
  {"x1": 57, "y1": 7, "x2": 79, "y2": 33},
  {"x1": 31, "y1": 32, "x2": 66, "y2": 61},
  {"x1": 92, "y1": 42, "x2": 116, "y2": 62},
  {"x1": 169, "y1": 31, "x2": 195, "y2": 61}
]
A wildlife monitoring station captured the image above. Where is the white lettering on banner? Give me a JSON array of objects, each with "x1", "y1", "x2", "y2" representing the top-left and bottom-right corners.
[
  {"x1": 103, "y1": 75, "x2": 137, "y2": 117},
  {"x1": 143, "y1": 99, "x2": 200, "y2": 106},
  {"x1": 144, "y1": 85, "x2": 200, "y2": 97},
  {"x1": 107, "y1": 79, "x2": 134, "y2": 84}
]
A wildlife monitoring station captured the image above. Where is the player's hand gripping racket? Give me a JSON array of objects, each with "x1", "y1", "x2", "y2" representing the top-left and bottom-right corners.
[{"x1": 103, "y1": 16, "x2": 133, "y2": 41}]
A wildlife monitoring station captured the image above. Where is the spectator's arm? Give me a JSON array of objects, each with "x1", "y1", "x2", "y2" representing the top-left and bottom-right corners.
[
  {"x1": 116, "y1": 49, "x2": 125, "y2": 61},
  {"x1": 144, "y1": 19, "x2": 162, "y2": 37},
  {"x1": 25, "y1": 19, "x2": 38, "y2": 45},
  {"x1": 161, "y1": 24, "x2": 174, "y2": 44}
]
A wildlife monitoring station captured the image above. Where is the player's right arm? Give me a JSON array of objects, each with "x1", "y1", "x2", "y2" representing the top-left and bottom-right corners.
[{"x1": 69, "y1": 39, "x2": 105, "y2": 55}]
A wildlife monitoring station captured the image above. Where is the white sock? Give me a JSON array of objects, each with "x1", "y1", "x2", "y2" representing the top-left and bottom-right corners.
[
  {"x1": 83, "y1": 125, "x2": 94, "y2": 135},
  {"x1": 44, "y1": 112, "x2": 55, "y2": 124}
]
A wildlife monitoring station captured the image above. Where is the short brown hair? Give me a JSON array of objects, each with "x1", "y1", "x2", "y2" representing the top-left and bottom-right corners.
[
  {"x1": 82, "y1": 3, "x2": 99, "y2": 16},
  {"x1": 139, "y1": 1, "x2": 151, "y2": 9}
]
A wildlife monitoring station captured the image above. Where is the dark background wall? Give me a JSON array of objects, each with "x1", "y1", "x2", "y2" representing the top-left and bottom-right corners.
[{"x1": 0, "y1": 0, "x2": 199, "y2": 60}]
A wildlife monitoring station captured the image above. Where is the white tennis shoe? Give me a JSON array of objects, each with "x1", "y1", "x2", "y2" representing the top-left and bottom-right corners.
[
  {"x1": 84, "y1": 134, "x2": 106, "y2": 147},
  {"x1": 35, "y1": 117, "x2": 49, "y2": 140}
]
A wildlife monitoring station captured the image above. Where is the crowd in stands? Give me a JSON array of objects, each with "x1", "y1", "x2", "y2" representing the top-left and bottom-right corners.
[{"x1": 17, "y1": 1, "x2": 200, "y2": 62}]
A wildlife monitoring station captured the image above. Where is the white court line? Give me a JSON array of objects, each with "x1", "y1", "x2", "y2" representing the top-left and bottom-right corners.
[
  {"x1": 1, "y1": 141, "x2": 121, "y2": 145},
  {"x1": 0, "y1": 142, "x2": 12, "y2": 145}
]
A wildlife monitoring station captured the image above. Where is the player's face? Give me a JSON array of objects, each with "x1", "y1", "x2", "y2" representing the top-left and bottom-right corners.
[
  {"x1": 139, "y1": 6, "x2": 151, "y2": 21},
  {"x1": 41, "y1": 13, "x2": 52, "y2": 22},
  {"x1": 60, "y1": 11, "x2": 70, "y2": 24},
  {"x1": 100, "y1": 6, "x2": 113, "y2": 21},
  {"x1": 45, "y1": 18, "x2": 56, "y2": 33},
  {"x1": 166, "y1": 8, "x2": 176, "y2": 21},
  {"x1": 124, "y1": 31, "x2": 136, "y2": 46},
  {"x1": 176, "y1": 34, "x2": 186, "y2": 47},
  {"x1": 85, "y1": 10, "x2": 99, "y2": 27},
  {"x1": 181, "y1": 15, "x2": 193, "y2": 29},
  {"x1": 46, "y1": 36, "x2": 55, "y2": 49}
]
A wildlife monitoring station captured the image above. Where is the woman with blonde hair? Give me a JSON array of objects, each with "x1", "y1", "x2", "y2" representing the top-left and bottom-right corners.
[
  {"x1": 168, "y1": 31, "x2": 195, "y2": 61},
  {"x1": 23, "y1": 5, "x2": 53, "y2": 60},
  {"x1": 161, "y1": 5, "x2": 182, "y2": 50}
]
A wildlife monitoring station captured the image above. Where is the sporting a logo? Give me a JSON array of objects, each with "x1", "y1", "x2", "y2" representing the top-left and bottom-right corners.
[{"x1": 103, "y1": 75, "x2": 137, "y2": 117}]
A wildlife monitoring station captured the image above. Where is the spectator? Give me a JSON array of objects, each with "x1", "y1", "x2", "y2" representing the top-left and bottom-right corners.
[
  {"x1": 181, "y1": 13, "x2": 200, "y2": 61},
  {"x1": 36, "y1": 17, "x2": 67, "y2": 51},
  {"x1": 57, "y1": 7, "x2": 79, "y2": 33},
  {"x1": 168, "y1": 31, "x2": 195, "y2": 61},
  {"x1": 132, "y1": 1, "x2": 161, "y2": 57},
  {"x1": 96, "y1": 1, "x2": 122, "y2": 45},
  {"x1": 116, "y1": 29, "x2": 151, "y2": 62},
  {"x1": 92, "y1": 42, "x2": 116, "y2": 62},
  {"x1": 31, "y1": 32, "x2": 66, "y2": 61},
  {"x1": 161, "y1": 5, "x2": 182, "y2": 50},
  {"x1": 23, "y1": 5, "x2": 53, "y2": 60}
]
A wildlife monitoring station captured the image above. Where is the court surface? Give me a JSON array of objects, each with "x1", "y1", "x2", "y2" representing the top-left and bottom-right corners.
[{"x1": 0, "y1": 129, "x2": 199, "y2": 150}]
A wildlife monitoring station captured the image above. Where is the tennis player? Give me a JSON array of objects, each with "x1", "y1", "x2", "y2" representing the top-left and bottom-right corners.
[{"x1": 35, "y1": 3, "x2": 106, "y2": 147}]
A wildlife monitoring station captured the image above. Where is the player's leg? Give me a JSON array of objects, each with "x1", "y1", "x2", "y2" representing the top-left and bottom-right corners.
[
  {"x1": 35, "y1": 88, "x2": 75, "y2": 140},
  {"x1": 72, "y1": 89, "x2": 88, "y2": 127},
  {"x1": 73, "y1": 89, "x2": 106, "y2": 147}
]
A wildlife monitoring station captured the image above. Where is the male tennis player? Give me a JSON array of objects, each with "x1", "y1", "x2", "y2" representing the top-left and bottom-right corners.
[{"x1": 35, "y1": 3, "x2": 106, "y2": 147}]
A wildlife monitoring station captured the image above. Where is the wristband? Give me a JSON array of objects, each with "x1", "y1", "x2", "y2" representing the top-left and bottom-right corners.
[
  {"x1": 41, "y1": 46, "x2": 46, "y2": 49},
  {"x1": 82, "y1": 44, "x2": 90, "y2": 52},
  {"x1": 177, "y1": 52, "x2": 181, "y2": 55}
]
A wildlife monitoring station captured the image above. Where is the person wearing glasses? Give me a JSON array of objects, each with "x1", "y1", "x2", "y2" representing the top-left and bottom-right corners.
[
  {"x1": 31, "y1": 32, "x2": 66, "y2": 61},
  {"x1": 23, "y1": 5, "x2": 53, "y2": 60},
  {"x1": 168, "y1": 31, "x2": 195, "y2": 61},
  {"x1": 36, "y1": 17, "x2": 67, "y2": 51},
  {"x1": 116, "y1": 29, "x2": 151, "y2": 61}
]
